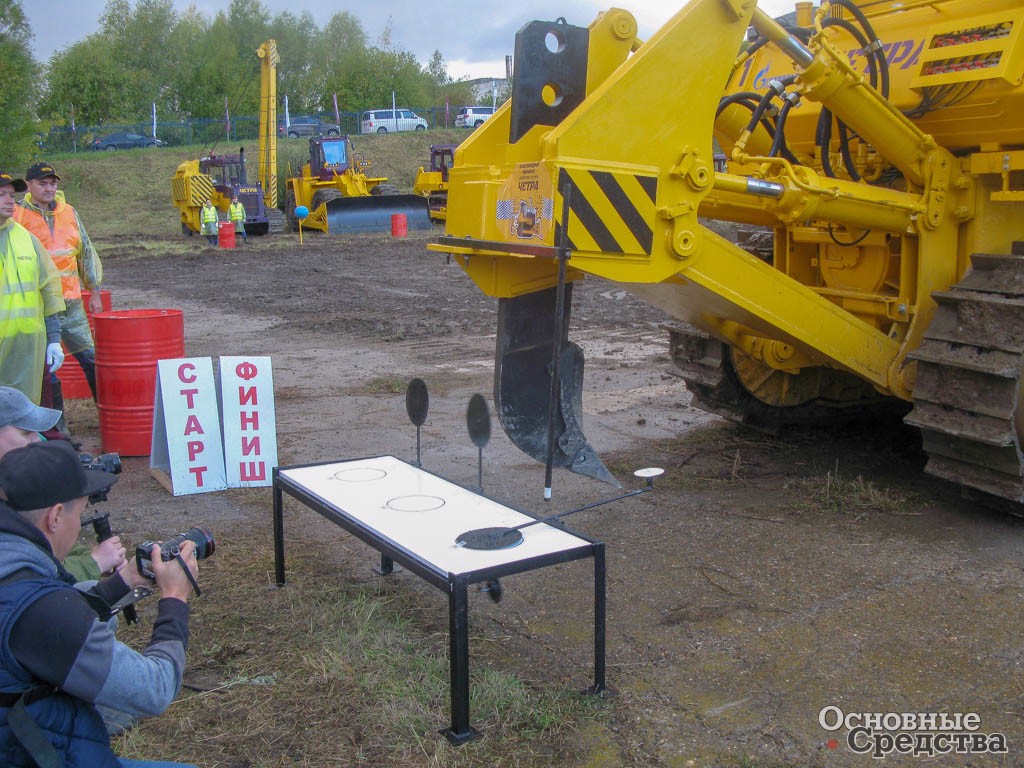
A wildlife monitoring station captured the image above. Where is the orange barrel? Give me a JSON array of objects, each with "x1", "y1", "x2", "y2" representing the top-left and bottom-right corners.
[
  {"x1": 94, "y1": 309, "x2": 185, "y2": 456},
  {"x1": 61, "y1": 289, "x2": 112, "y2": 400},
  {"x1": 390, "y1": 213, "x2": 408, "y2": 238},
  {"x1": 218, "y1": 221, "x2": 236, "y2": 249}
]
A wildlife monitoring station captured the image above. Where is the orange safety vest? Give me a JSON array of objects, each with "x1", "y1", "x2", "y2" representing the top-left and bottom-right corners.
[{"x1": 14, "y1": 200, "x2": 84, "y2": 301}]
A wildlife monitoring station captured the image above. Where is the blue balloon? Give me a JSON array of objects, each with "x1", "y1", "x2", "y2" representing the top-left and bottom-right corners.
[{"x1": 295, "y1": 206, "x2": 309, "y2": 219}]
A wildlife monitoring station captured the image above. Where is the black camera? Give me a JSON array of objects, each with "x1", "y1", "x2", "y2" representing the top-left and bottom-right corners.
[
  {"x1": 80, "y1": 451, "x2": 122, "y2": 475},
  {"x1": 80, "y1": 452, "x2": 122, "y2": 503},
  {"x1": 136, "y1": 526, "x2": 215, "y2": 579}
]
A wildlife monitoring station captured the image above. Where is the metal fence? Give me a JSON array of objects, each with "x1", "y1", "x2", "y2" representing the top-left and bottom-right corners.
[{"x1": 43, "y1": 106, "x2": 459, "y2": 153}]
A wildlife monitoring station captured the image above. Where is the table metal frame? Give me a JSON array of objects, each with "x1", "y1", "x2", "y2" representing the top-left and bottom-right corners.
[{"x1": 272, "y1": 456, "x2": 607, "y2": 744}]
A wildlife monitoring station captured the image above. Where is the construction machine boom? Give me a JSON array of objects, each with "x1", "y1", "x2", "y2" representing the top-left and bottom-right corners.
[
  {"x1": 430, "y1": 0, "x2": 1024, "y2": 508},
  {"x1": 171, "y1": 39, "x2": 285, "y2": 236}
]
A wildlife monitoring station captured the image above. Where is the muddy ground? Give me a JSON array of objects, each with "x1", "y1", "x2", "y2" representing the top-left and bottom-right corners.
[{"x1": 69, "y1": 229, "x2": 1023, "y2": 767}]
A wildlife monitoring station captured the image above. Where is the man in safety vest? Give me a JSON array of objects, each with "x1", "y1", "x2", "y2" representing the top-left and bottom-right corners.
[
  {"x1": 14, "y1": 162, "x2": 103, "y2": 407},
  {"x1": 228, "y1": 195, "x2": 247, "y2": 243},
  {"x1": 0, "y1": 171, "x2": 65, "y2": 406},
  {"x1": 200, "y1": 198, "x2": 219, "y2": 245}
]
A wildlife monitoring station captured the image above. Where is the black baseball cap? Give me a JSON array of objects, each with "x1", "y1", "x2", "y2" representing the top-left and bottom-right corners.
[
  {"x1": 0, "y1": 172, "x2": 26, "y2": 192},
  {"x1": 25, "y1": 162, "x2": 60, "y2": 182},
  {"x1": 0, "y1": 441, "x2": 117, "y2": 511}
]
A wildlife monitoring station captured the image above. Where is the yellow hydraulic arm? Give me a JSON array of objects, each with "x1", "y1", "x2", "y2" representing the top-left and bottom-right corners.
[
  {"x1": 434, "y1": 1, "x2": 967, "y2": 399},
  {"x1": 256, "y1": 40, "x2": 279, "y2": 211},
  {"x1": 428, "y1": 0, "x2": 992, "y2": 485}
]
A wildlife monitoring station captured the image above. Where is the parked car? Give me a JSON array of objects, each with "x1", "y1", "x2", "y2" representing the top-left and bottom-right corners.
[
  {"x1": 455, "y1": 106, "x2": 495, "y2": 128},
  {"x1": 360, "y1": 109, "x2": 428, "y2": 134},
  {"x1": 278, "y1": 116, "x2": 341, "y2": 138},
  {"x1": 92, "y1": 132, "x2": 164, "y2": 151}
]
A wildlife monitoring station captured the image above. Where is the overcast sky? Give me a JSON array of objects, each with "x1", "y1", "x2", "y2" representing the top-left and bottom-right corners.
[{"x1": 23, "y1": 0, "x2": 795, "y2": 80}]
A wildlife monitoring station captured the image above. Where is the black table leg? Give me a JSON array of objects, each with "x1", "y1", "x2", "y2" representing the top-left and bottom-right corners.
[
  {"x1": 273, "y1": 477, "x2": 286, "y2": 586},
  {"x1": 443, "y1": 577, "x2": 479, "y2": 744},
  {"x1": 591, "y1": 542, "x2": 606, "y2": 693}
]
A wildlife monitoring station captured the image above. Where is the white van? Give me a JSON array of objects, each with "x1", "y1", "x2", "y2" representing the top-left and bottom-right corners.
[
  {"x1": 455, "y1": 106, "x2": 495, "y2": 128},
  {"x1": 360, "y1": 109, "x2": 428, "y2": 134}
]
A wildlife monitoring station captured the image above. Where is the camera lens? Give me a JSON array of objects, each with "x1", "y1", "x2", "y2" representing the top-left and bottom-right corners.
[{"x1": 184, "y1": 526, "x2": 215, "y2": 559}]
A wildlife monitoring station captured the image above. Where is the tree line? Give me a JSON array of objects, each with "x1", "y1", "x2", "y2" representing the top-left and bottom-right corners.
[{"x1": 0, "y1": 0, "x2": 484, "y2": 165}]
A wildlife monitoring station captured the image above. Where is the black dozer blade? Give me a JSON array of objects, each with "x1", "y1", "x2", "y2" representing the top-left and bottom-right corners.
[
  {"x1": 324, "y1": 195, "x2": 432, "y2": 234},
  {"x1": 494, "y1": 286, "x2": 620, "y2": 487}
]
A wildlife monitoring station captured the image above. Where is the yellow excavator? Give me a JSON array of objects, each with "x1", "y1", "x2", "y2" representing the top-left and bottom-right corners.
[{"x1": 430, "y1": 0, "x2": 1024, "y2": 509}]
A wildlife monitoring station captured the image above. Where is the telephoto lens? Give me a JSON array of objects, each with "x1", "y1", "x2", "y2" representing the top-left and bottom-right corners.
[{"x1": 136, "y1": 526, "x2": 215, "y2": 579}]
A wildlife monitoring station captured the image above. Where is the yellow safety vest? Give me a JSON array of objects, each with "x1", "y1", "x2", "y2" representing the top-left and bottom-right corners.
[
  {"x1": 14, "y1": 199, "x2": 84, "y2": 301},
  {"x1": 201, "y1": 205, "x2": 219, "y2": 224},
  {"x1": 0, "y1": 224, "x2": 52, "y2": 402}
]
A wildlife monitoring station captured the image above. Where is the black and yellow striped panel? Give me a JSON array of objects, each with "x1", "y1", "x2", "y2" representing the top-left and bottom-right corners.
[
  {"x1": 555, "y1": 168, "x2": 657, "y2": 256},
  {"x1": 188, "y1": 175, "x2": 216, "y2": 207}
]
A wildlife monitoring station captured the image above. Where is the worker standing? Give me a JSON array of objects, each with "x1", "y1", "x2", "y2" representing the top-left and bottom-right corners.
[
  {"x1": 200, "y1": 198, "x2": 219, "y2": 245},
  {"x1": 228, "y1": 194, "x2": 247, "y2": 243},
  {"x1": 0, "y1": 171, "x2": 66, "y2": 405},
  {"x1": 14, "y1": 162, "x2": 104, "y2": 406}
]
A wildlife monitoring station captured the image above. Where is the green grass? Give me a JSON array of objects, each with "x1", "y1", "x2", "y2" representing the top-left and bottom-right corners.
[
  {"x1": 785, "y1": 462, "x2": 915, "y2": 518},
  {"x1": 357, "y1": 376, "x2": 408, "y2": 394},
  {"x1": 114, "y1": 523, "x2": 608, "y2": 767}
]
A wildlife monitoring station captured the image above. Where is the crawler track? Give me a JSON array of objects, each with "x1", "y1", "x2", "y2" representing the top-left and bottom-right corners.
[
  {"x1": 666, "y1": 327, "x2": 905, "y2": 434},
  {"x1": 905, "y1": 248, "x2": 1024, "y2": 509}
]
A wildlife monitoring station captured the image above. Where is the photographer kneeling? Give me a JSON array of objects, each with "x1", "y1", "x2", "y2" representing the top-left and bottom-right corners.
[{"x1": 0, "y1": 441, "x2": 200, "y2": 768}]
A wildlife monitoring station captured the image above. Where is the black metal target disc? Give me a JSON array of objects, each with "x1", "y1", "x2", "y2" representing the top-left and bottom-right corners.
[{"x1": 456, "y1": 527, "x2": 524, "y2": 550}]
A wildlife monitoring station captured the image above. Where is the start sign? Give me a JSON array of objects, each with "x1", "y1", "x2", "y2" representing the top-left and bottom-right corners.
[{"x1": 151, "y1": 358, "x2": 228, "y2": 495}]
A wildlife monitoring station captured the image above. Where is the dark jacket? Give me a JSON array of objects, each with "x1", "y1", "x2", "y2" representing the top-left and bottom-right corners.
[{"x1": 0, "y1": 504, "x2": 189, "y2": 765}]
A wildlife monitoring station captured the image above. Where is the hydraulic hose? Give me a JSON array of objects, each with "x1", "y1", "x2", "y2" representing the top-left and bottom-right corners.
[
  {"x1": 828, "y1": 0, "x2": 890, "y2": 98},
  {"x1": 822, "y1": 16, "x2": 876, "y2": 90}
]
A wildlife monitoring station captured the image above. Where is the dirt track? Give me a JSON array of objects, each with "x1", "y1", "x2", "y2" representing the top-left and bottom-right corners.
[{"x1": 72, "y1": 228, "x2": 1024, "y2": 767}]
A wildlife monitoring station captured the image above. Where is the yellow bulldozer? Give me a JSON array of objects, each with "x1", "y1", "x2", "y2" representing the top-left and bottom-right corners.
[
  {"x1": 413, "y1": 144, "x2": 457, "y2": 222},
  {"x1": 283, "y1": 135, "x2": 432, "y2": 234},
  {"x1": 431, "y1": 0, "x2": 1024, "y2": 509}
]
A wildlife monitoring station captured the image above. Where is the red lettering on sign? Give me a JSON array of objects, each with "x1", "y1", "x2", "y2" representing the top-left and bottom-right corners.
[
  {"x1": 241, "y1": 436, "x2": 261, "y2": 456},
  {"x1": 179, "y1": 388, "x2": 199, "y2": 408},
  {"x1": 188, "y1": 466, "x2": 208, "y2": 486},
  {"x1": 184, "y1": 415, "x2": 204, "y2": 436},
  {"x1": 177, "y1": 363, "x2": 197, "y2": 384},
  {"x1": 187, "y1": 441, "x2": 205, "y2": 461},
  {"x1": 236, "y1": 362, "x2": 258, "y2": 380},
  {"x1": 240, "y1": 461, "x2": 266, "y2": 482},
  {"x1": 240, "y1": 411, "x2": 260, "y2": 430},
  {"x1": 239, "y1": 386, "x2": 257, "y2": 406}
]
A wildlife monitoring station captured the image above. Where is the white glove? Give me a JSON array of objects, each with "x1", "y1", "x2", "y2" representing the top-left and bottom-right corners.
[{"x1": 46, "y1": 343, "x2": 65, "y2": 373}]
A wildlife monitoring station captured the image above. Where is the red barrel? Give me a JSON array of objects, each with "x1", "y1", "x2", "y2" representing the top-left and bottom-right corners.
[
  {"x1": 218, "y1": 221, "x2": 236, "y2": 249},
  {"x1": 61, "y1": 289, "x2": 113, "y2": 400},
  {"x1": 390, "y1": 213, "x2": 408, "y2": 238},
  {"x1": 94, "y1": 309, "x2": 185, "y2": 456}
]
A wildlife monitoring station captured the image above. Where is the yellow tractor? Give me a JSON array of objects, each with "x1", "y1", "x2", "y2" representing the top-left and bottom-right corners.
[
  {"x1": 413, "y1": 144, "x2": 457, "y2": 222},
  {"x1": 283, "y1": 136, "x2": 432, "y2": 234},
  {"x1": 431, "y1": 0, "x2": 1024, "y2": 509}
]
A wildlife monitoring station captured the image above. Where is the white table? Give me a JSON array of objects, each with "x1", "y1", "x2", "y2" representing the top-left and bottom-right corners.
[{"x1": 273, "y1": 455, "x2": 607, "y2": 743}]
